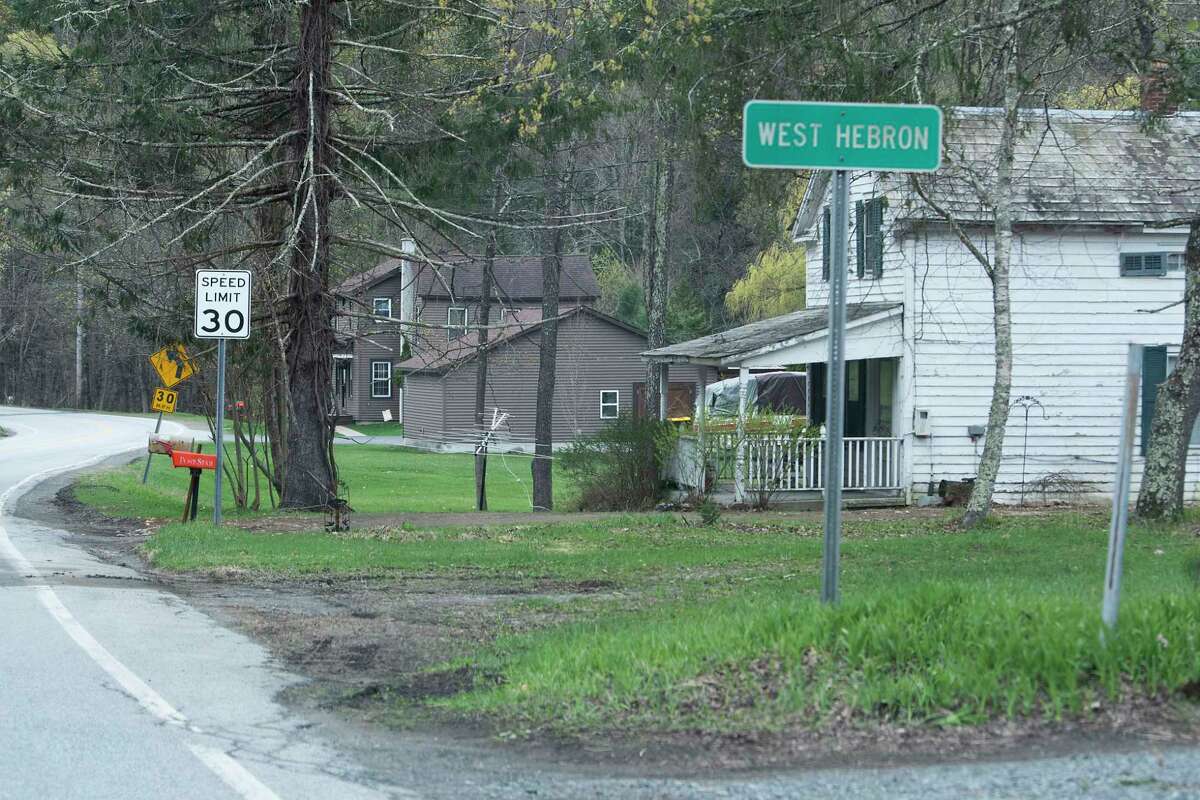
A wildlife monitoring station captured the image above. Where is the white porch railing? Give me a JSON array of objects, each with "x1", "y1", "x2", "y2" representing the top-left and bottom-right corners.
[{"x1": 669, "y1": 433, "x2": 904, "y2": 492}]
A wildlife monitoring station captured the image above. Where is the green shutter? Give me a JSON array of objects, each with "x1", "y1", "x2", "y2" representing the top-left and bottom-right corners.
[
  {"x1": 869, "y1": 197, "x2": 886, "y2": 278},
  {"x1": 855, "y1": 201, "x2": 865, "y2": 278},
  {"x1": 821, "y1": 206, "x2": 830, "y2": 281},
  {"x1": 1141, "y1": 345, "x2": 1168, "y2": 455}
]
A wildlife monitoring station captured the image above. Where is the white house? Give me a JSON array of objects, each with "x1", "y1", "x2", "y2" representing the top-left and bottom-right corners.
[{"x1": 647, "y1": 107, "x2": 1200, "y2": 505}]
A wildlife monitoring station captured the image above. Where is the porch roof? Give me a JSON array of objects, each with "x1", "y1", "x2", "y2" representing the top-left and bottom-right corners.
[{"x1": 643, "y1": 302, "x2": 902, "y2": 368}]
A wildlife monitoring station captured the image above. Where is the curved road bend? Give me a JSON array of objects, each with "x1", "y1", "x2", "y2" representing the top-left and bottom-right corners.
[
  {"x1": 0, "y1": 408, "x2": 392, "y2": 800},
  {"x1": 1, "y1": 408, "x2": 1199, "y2": 800}
]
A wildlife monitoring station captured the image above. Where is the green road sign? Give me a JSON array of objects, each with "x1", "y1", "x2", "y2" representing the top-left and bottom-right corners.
[{"x1": 742, "y1": 100, "x2": 943, "y2": 172}]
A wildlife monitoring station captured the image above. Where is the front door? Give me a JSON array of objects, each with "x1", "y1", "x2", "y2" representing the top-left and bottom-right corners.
[{"x1": 334, "y1": 359, "x2": 353, "y2": 416}]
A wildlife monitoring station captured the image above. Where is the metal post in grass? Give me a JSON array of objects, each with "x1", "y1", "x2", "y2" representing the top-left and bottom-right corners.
[
  {"x1": 821, "y1": 169, "x2": 850, "y2": 605},
  {"x1": 1102, "y1": 344, "x2": 1142, "y2": 632},
  {"x1": 141, "y1": 411, "x2": 163, "y2": 484}
]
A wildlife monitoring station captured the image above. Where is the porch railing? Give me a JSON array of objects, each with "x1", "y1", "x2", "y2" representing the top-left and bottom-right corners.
[{"x1": 692, "y1": 432, "x2": 904, "y2": 492}]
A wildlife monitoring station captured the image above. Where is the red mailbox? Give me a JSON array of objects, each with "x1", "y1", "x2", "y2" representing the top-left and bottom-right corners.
[{"x1": 171, "y1": 451, "x2": 217, "y2": 470}]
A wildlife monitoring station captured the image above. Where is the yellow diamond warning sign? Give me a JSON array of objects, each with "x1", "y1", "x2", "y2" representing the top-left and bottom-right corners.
[{"x1": 149, "y1": 344, "x2": 194, "y2": 388}]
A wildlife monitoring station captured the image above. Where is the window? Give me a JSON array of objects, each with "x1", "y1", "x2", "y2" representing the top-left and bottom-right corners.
[
  {"x1": 1121, "y1": 253, "x2": 1170, "y2": 277},
  {"x1": 600, "y1": 390, "x2": 619, "y2": 419},
  {"x1": 1141, "y1": 347, "x2": 1200, "y2": 453},
  {"x1": 821, "y1": 206, "x2": 831, "y2": 281},
  {"x1": 372, "y1": 297, "x2": 392, "y2": 318},
  {"x1": 855, "y1": 197, "x2": 886, "y2": 279},
  {"x1": 447, "y1": 306, "x2": 468, "y2": 340},
  {"x1": 498, "y1": 307, "x2": 508, "y2": 324},
  {"x1": 1167, "y1": 252, "x2": 1185, "y2": 272},
  {"x1": 371, "y1": 361, "x2": 392, "y2": 398}
]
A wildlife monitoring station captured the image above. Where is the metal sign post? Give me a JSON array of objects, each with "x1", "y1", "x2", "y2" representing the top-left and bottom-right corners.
[
  {"x1": 141, "y1": 412, "x2": 164, "y2": 484},
  {"x1": 214, "y1": 338, "x2": 227, "y2": 526},
  {"x1": 194, "y1": 269, "x2": 253, "y2": 526},
  {"x1": 822, "y1": 170, "x2": 850, "y2": 604},
  {"x1": 1102, "y1": 344, "x2": 1142, "y2": 632},
  {"x1": 741, "y1": 100, "x2": 943, "y2": 605}
]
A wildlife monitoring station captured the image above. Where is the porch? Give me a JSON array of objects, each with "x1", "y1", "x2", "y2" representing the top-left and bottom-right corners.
[{"x1": 644, "y1": 302, "x2": 910, "y2": 506}]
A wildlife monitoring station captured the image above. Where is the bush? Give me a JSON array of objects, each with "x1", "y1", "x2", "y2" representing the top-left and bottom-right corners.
[{"x1": 560, "y1": 415, "x2": 676, "y2": 511}]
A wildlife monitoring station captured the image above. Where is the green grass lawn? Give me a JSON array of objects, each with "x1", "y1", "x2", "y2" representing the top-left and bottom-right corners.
[
  {"x1": 343, "y1": 421, "x2": 405, "y2": 437},
  {"x1": 74, "y1": 444, "x2": 575, "y2": 517},
  {"x1": 136, "y1": 509, "x2": 1200, "y2": 733}
]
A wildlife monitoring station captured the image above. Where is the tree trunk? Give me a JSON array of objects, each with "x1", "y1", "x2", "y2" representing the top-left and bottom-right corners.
[
  {"x1": 962, "y1": 0, "x2": 1019, "y2": 529},
  {"x1": 74, "y1": 275, "x2": 84, "y2": 408},
  {"x1": 1137, "y1": 218, "x2": 1200, "y2": 519},
  {"x1": 280, "y1": 0, "x2": 337, "y2": 510},
  {"x1": 644, "y1": 126, "x2": 673, "y2": 418},
  {"x1": 474, "y1": 221, "x2": 497, "y2": 511},
  {"x1": 532, "y1": 161, "x2": 563, "y2": 511}
]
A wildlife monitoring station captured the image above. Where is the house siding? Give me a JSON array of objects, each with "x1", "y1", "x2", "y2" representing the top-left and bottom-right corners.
[
  {"x1": 798, "y1": 179, "x2": 1199, "y2": 503},
  {"x1": 902, "y1": 226, "x2": 1199, "y2": 502},
  {"x1": 401, "y1": 373, "x2": 445, "y2": 440},
  {"x1": 804, "y1": 174, "x2": 907, "y2": 310},
  {"x1": 340, "y1": 271, "x2": 406, "y2": 422},
  {"x1": 409, "y1": 312, "x2": 705, "y2": 445}
]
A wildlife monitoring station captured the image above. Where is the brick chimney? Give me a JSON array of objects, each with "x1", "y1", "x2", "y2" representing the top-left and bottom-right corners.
[{"x1": 1140, "y1": 59, "x2": 1176, "y2": 114}]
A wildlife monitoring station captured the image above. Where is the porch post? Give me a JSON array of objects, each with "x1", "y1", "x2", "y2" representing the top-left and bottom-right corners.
[
  {"x1": 735, "y1": 365, "x2": 749, "y2": 503},
  {"x1": 658, "y1": 363, "x2": 669, "y2": 421},
  {"x1": 695, "y1": 374, "x2": 707, "y2": 491}
]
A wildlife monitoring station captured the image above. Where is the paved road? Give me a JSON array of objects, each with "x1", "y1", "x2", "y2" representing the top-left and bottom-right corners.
[
  {"x1": 1, "y1": 407, "x2": 1198, "y2": 800},
  {"x1": 0, "y1": 409, "x2": 392, "y2": 800}
]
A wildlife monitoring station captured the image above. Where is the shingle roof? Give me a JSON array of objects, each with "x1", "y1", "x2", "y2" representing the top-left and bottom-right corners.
[
  {"x1": 643, "y1": 302, "x2": 901, "y2": 364},
  {"x1": 893, "y1": 108, "x2": 1200, "y2": 226},
  {"x1": 336, "y1": 253, "x2": 599, "y2": 302}
]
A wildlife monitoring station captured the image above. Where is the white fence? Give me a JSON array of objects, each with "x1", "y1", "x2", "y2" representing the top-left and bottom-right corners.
[{"x1": 668, "y1": 432, "x2": 905, "y2": 493}]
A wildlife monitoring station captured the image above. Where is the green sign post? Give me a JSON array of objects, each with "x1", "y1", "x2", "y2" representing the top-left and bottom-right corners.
[
  {"x1": 742, "y1": 100, "x2": 942, "y2": 172},
  {"x1": 741, "y1": 100, "x2": 943, "y2": 605}
]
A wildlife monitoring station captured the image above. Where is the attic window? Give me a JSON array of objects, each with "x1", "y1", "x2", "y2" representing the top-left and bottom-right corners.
[
  {"x1": 372, "y1": 297, "x2": 392, "y2": 318},
  {"x1": 1120, "y1": 252, "x2": 1169, "y2": 277}
]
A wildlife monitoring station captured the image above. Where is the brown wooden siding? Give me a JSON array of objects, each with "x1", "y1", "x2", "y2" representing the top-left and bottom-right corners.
[
  {"x1": 426, "y1": 312, "x2": 706, "y2": 443},
  {"x1": 401, "y1": 373, "x2": 445, "y2": 439}
]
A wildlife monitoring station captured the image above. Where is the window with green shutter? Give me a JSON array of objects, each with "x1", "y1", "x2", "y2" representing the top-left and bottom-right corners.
[
  {"x1": 855, "y1": 201, "x2": 866, "y2": 278},
  {"x1": 821, "y1": 206, "x2": 831, "y2": 282},
  {"x1": 867, "y1": 197, "x2": 886, "y2": 278},
  {"x1": 1121, "y1": 253, "x2": 1168, "y2": 277}
]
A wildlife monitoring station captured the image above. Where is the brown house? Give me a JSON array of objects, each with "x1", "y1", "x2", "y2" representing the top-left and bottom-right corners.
[{"x1": 333, "y1": 244, "x2": 705, "y2": 446}]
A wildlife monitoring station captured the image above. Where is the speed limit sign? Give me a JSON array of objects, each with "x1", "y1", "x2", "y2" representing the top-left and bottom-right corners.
[{"x1": 194, "y1": 269, "x2": 252, "y2": 339}]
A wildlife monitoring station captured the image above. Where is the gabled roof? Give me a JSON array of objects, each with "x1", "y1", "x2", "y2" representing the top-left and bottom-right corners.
[
  {"x1": 335, "y1": 253, "x2": 600, "y2": 302},
  {"x1": 398, "y1": 305, "x2": 645, "y2": 375},
  {"x1": 642, "y1": 302, "x2": 902, "y2": 365},
  {"x1": 794, "y1": 108, "x2": 1200, "y2": 234}
]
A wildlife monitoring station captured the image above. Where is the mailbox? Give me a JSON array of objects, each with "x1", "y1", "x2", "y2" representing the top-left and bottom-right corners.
[
  {"x1": 171, "y1": 451, "x2": 217, "y2": 470},
  {"x1": 148, "y1": 434, "x2": 193, "y2": 455}
]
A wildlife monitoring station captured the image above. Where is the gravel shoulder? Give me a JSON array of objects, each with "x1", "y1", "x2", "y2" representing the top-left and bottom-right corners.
[{"x1": 18, "y1": 454, "x2": 1200, "y2": 799}]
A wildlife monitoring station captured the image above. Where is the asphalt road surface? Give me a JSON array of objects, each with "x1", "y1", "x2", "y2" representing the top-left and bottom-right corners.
[{"x1": 1, "y1": 407, "x2": 1199, "y2": 800}]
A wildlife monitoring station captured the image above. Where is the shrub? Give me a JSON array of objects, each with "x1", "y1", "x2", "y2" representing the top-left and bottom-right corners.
[{"x1": 560, "y1": 415, "x2": 676, "y2": 511}]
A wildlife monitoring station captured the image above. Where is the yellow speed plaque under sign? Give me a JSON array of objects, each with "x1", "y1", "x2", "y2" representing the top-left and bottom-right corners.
[
  {"x1": 149, "y1": 344, "x2": 194, "y2": 388},
  {"x1": 150, "y1": 387, "x2": 178, "y2": 414}
]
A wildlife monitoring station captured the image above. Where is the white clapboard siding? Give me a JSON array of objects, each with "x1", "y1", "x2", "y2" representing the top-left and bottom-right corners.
[
  {"x1": 805, "y1": 173, "x2": 907, "y2": 309},
  {"x1": 905, "y1": 227, "x2": 1199, "y2": 502}
]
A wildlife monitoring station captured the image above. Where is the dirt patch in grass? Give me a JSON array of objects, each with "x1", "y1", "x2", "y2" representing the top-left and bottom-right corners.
[{"x1": 38, "y1": 477, "x2": 1200, "y2": 776}]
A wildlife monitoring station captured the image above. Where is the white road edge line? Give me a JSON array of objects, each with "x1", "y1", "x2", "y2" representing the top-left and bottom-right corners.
[{"x1": 0, "y1": 437, "x2": 284, "y2": 800}]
